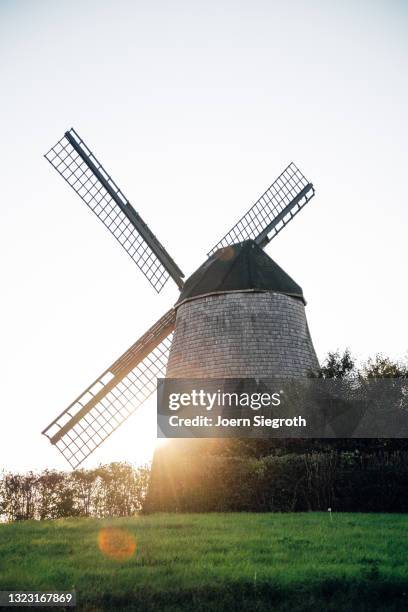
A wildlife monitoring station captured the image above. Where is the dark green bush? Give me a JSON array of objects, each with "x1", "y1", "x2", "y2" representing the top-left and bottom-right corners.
[{"x1": 145, "y1": 450, "x2": 408, "y2": 512}]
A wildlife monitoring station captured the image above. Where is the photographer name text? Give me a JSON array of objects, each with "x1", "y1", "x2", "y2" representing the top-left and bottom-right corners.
[{"x1": 168, "y1": 415, "x2": 306, "y2": 429}]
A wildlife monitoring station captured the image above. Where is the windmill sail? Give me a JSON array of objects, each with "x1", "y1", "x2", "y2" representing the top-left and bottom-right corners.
[
  {"x1": 45, "y1": 128, "x2": 184, "y2": 292},
  {"x1": 42, "y1": 309, "x2": 175, "y2": 468},
  {"x1": 207, "y1": 162, "x2": 314, "y2": 256}
]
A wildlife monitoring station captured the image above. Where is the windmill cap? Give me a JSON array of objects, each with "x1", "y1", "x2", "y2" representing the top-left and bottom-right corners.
[{"x1": 177, "y1": 240, "x2": 306, "y2": 305}]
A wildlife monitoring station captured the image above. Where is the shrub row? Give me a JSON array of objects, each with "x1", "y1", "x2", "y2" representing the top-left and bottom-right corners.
[
  {"x1": 144, "y1": 450, "x2": 408, "y2": 512},
  {"x1": 0, "y1": 462, "x2": 149, "y2": 522}
]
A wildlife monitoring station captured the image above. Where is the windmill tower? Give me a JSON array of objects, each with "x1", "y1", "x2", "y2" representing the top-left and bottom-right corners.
[
  {"x1": 166, "y1": 240, "x2": 318, "y2": 379},
  {"x1": 42, "y1": 129, "x2": 318, "y2": 492}
]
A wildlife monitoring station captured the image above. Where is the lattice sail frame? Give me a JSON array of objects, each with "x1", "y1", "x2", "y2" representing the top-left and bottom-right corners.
[
  {"x1": 42, "y1": 309, "x2": 175, "y2": 468},
  {"x1": 207, "y1": 162, "x2": 314, "y2": 256},
  {"x1": 45, "y1": 128, "x2": 184, "y2": 292}
]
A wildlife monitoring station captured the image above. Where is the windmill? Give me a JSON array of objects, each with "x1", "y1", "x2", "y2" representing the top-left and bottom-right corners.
[{"x1": 42, "y1": 128, "x2": 316, "y2": 469}]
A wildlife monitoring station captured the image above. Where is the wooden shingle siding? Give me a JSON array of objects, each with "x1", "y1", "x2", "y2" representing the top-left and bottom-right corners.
[{"x1": 166, "y1": 291, "x2": 319, "y2": 378}]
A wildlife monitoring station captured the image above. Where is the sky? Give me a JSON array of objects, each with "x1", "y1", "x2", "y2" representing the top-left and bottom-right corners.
[{"x1": 0, "y1": 0, "x2": 407, "y2": 472}]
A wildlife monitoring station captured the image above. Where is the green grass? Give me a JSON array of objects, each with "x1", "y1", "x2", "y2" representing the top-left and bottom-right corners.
[{"x1": 1, "y1": 513, "x2": 408, "y2": 611}]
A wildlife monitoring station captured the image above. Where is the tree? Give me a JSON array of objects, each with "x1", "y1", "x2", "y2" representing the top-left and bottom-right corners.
[
  {"x1": 362, "y1": 354, "x2": 408, "y2": 379},
  {"x1": 314, "y1": 349, "x2": 356, "y2": 379}
]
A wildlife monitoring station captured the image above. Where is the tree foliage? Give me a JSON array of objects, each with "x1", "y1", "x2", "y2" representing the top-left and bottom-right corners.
[
  {"x1": 314, "y1": 348, "x2": 356, "y2": 379},
  {"x1": 0, "y1": 462, "x2": 149, "y2": 522}
]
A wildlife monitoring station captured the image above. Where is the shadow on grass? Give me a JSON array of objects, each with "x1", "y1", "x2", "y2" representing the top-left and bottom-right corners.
[{"x1": 82, "y1": 578, "x2": 408, "y2": 612}]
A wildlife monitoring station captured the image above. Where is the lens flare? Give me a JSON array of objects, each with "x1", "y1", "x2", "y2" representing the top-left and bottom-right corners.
[
  {"x1": 98, "y1": 527, "x2": 136, "y2": 561},
  {"x1": 217, "y1": 245, "x2": 235, "y2": 261}
]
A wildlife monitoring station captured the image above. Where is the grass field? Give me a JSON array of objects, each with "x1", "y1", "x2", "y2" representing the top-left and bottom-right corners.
[{"x1": 1, "y1": 513, "x2": 408, "y2": 611}]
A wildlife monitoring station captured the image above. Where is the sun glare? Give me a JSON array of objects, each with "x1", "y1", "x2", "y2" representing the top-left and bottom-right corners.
[{"x1": 155, "y1": 437, "x2": 170, "y2": 448}]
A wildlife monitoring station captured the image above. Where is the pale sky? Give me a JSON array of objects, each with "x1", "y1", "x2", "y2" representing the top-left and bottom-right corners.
[{"x1": 1, "y1": 0, "x2": 407, "y2": 472}]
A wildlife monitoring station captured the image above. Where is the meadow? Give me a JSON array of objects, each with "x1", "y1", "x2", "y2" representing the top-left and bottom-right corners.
[{"x1": 1, "y1": 513, "x2": 408, "y2": 611}]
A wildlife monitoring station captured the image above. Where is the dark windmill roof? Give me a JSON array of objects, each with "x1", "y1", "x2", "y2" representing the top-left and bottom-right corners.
[{"x1": 177, "y1": 240, "x2": 305, "y2": 305}]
